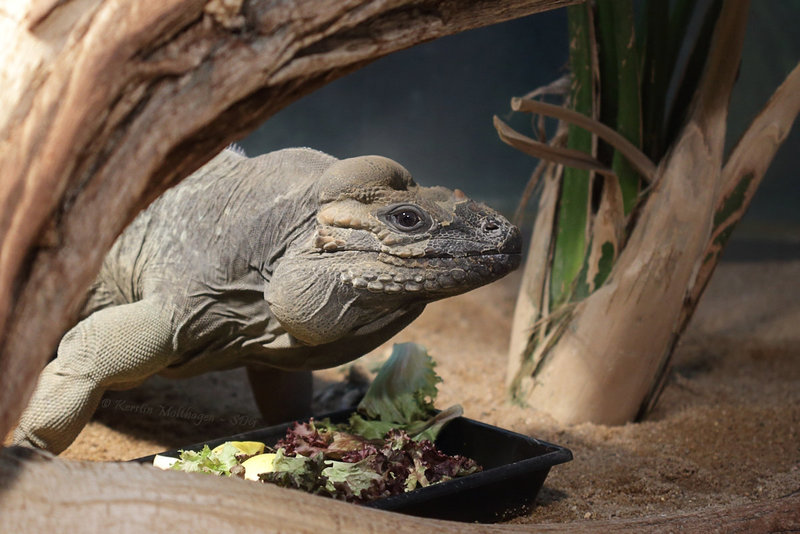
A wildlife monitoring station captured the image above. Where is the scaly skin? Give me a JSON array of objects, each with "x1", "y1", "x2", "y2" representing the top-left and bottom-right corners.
[{"x1": 13, "y1": 148, "x2": 521, "y2": 453}]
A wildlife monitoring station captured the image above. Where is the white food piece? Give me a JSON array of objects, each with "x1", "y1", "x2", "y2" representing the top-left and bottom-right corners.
[{"x1": 152, "y1": 454, "x2": 179, "y2": 470}]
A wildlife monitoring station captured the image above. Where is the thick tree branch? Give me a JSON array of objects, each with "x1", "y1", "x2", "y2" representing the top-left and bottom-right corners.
[{"x1": 1, "y1": 447, "x2": 798, "y2": 533}]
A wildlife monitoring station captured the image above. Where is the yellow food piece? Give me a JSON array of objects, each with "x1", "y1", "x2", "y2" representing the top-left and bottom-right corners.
[
  {"x1": 240, "y1": 453, "x2": 278, "y2": 481},
  {"x1": 211, "y1": 441, "x2": 265, "y2": 457}
]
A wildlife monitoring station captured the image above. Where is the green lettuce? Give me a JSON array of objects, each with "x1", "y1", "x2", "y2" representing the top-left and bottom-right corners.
[
  {"x1": 322, "y1": 458, "x2": 383, "y2": 497},
  {"x1": 171, "y1": 443, "x2": 239, "y2": 475},
  {"x1": 349, "y1": 342, "x2": 462, "y2": 442}
]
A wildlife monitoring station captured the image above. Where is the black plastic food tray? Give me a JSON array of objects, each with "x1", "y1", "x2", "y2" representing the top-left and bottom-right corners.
[{"x1": 136, "y1": 410, "x2": 572, "y2": 523}]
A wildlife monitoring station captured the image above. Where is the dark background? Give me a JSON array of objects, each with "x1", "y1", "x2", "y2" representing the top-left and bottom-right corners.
[{"x1": 240, "y1": 4, "x2": 799, "y2": 260}]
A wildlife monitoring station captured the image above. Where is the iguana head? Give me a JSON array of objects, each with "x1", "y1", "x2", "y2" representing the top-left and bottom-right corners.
[{"x1": 266, "y1": 154, "x2": 521, "y2": 347}]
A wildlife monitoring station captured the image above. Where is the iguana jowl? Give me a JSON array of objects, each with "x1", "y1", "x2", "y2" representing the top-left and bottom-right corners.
[{"x1": 13, "y1": 148, "x2": 521, "y2": 454}]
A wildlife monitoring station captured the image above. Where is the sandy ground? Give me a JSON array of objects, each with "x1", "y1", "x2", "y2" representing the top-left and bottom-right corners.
[{"x1": 48, "y1": 259, "x2": 800, "y2": 524}]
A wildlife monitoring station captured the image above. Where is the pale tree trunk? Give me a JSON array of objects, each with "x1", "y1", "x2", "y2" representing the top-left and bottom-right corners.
[{"x1": 506, "y1": 1, "x2": 800, "y2": 424}]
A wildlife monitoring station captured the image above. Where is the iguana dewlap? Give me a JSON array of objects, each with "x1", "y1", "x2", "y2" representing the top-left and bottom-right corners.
[{"x1": 13, "y1": 148, "x2": 521, "y2": 453}]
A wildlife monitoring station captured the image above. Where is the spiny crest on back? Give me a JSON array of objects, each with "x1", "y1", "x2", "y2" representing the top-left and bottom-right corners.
[{"x1": 226, "y1": 143, "x2": 247, "y2": 156}]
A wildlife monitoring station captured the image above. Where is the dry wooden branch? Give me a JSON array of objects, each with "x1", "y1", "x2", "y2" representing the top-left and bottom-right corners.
[
  {"x1": 510, "y1": 97, "x2": 657, "y2": 182},
  {"x1": 2, "y1": 447, "x2": 798, "y2": 533},
  {"x1": 0, "y1": 0, "x2": 576, "y2": 445},
  {"x1": 494, "y1": 115, "x2": 615, "y2": 177}
]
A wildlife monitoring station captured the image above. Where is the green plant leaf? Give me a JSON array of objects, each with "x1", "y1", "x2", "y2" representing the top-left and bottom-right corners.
[
  {"x1": 597, "y1": 0, "x2": 642, "y2": 214},
  {"x1": 356, "y1": 342, "x2": 440, "y2": 425},
  {"x1": 550, "y1": 3, "x2": 594, "y2": 310},
  {"x1": 664, "y1": 0, "x2": 724, "y2": 148}
]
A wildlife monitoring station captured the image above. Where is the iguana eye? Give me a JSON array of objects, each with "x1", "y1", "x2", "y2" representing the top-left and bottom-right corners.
[
  {"x1": 381, "y1": 205, "x2": 430, "y2": 233},
  {"x1": 393, "y1": 210, "x2": 420, "y2": 228}
]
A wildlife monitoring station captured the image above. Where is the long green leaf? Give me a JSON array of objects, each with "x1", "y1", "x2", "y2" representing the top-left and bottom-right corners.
[
  {"x1": 664, "y1": 0, "x2": 724, "y2": 148},
  {"x1": 596, "y1": 0, "x2": 642, "y2": 214},
  {"x1": 639, "y1": 0, "x2": 669, "y2": 159},
  {"x1": 595, "y1": 0, "x2": 619, "y2": 133},
  {"x1": 665, "y1": 0, "x2": 697, "y2": 86},
  {"x1": 550, "y1": 2, "x2": 594, "y2": 310}
]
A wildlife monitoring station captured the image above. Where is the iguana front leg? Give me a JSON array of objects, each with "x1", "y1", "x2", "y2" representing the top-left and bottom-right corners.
[{"x1": 13, "y1": 300, "x2": 175, "y2": 454}]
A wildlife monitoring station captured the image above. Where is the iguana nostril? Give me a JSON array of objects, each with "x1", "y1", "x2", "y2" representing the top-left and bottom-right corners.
[{"x1": 482, "y1": 220, "x2": 500, "y2": 232}]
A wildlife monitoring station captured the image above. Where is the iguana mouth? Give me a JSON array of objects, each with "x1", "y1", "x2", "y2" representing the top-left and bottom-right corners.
[
  {"x1": 316, "y1": 247, "x2": 513, "y2": 260},
  {"x1": 337, "y1": 251, "x2": 521, "y2": 295},
  {"x1": 421, "y1": 249, "x2": 505, "y2": 259}
]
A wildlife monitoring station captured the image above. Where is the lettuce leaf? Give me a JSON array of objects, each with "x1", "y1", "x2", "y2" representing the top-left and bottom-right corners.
[
  {"x1": 171, "y1": 443, "x2": 239, "y2": 476},
  {"x1": 261, "y1": 449, "x2": 328, "y2": 495},
  {"x1": 350, "y1": 342, "x2": 462, "y2": 441},
  {"x1": 322, "y1": 458, "x2": 383, "y2": 499},
  {"x1": 357, "y1": 342, "x2": 440, "y2": 423}
]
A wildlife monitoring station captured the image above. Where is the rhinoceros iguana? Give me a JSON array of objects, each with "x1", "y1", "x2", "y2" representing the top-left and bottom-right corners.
[{"x1": 13, "y1": 147, "x2": 521, "y2": 453}]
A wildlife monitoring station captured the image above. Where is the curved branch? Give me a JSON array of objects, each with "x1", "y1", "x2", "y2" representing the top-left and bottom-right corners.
[
  {"x1": 493, "y1": 115, "x2": 615, "y2": 177},
  {"x1": 510, "y1": 97, "x2": 657, "y2": 182}
]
